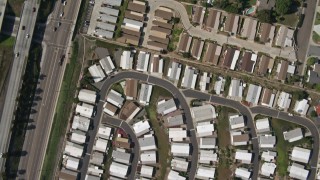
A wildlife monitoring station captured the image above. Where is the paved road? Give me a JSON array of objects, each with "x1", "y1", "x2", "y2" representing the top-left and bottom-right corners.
[
  {"x1": 0, "y1": 0, "x2": 38, "y2": 171},
  {"x1": 17, "y1": 0, "x2": 82, "y2": 179},
  {"x1": 81, "y1": 72, "x2": 199, "y2": 179},
  {"x1": 251, "y1": 106, "x2": 319, "y2": 180},
  {"x1": 296, "y1": 0, "x2": 318, "y2": 62},
  {"x1": 182, "y1": 89, "x2": 259, "y2": 180},
  {"x1": 147, "y1": 0, "x2": 296, "y2": 61}
]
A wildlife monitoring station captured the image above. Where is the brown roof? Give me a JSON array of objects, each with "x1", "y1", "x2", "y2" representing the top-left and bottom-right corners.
[
  {"x1": 120, "y1": 101, "x2": 141, "y2": 120},
  {"x1": 258, "y1": 55, "x2": 274, "y2": 75},
  {"x1": 260, "y1": 23, "x2": 272, "y2": 43},
  {"x1": 153, "y1": 20, "x2": 173, "y2": 29},
  {"x1": 178, "y1": 33, "x2": 192, "y2": 52},
  {"x1": 191, "y1": 38, "x2": 203, "y2": 59},
  {"x1": 147, "y1": 41, "x2": 168, "y2": 50},
  {"x1": 149, "y1": 35, "x2": 169, "y2": 44},
  {"x1": 151, "y1": 55, "x2": 160, "y2": 72},
  {"x1": 204, "y1": 9, "x2": 220, "y2": 29},
  {"x1": 277, "y1": 61, "x2": 289, "y2": 80},
  {"x1": 233, "y1": 134, "x2": 250, "y2": 143},
  {"x1": 203, "y1": 43, "x2": 222, "y2": 65},
  {"x1": 192, "y1": 6, "x2": 203, "y2": 24},
  {"x1": 105, "y1": 103, "x2": 118, "y2": 113},
  {"x1": 121, "y1": 26, "x2": 141, "y2": 36},
  {"x1": 59, "y1": 171, "x2": 77, "y2": 180},
  {"x1": 222, "y1": 47, "x2": 236, "y2": 68},
  {"x1": 240, "y1": 52, "x2": 255, "y2": 73},
  {"x1": 125, "y1": 10, "x2": 145, "y2": 21},
  {"x1": 127, "y1": 1, "x2": 146, "y2": 13},
  {"x1": 155, "y1": 9, "x2": 173, "y2": 20},
  {"x1": 261, "y1": 88, "x2": 273, "y2": 105},
  {"x1": 123, "y1": 33, "x2": 140, "y2": 45},
  {"x1": 151, "y1": 26, "x2": 172, "y2": 35},
  {"x1": 225, "y1": 14, "x2": 237, "y2": 33},
  {"x1": 115, "y1": 137, "x2": 131, "y2": 149},
  {"x1": 125, "y1": 79, "x2": 138, "y2": 99}
]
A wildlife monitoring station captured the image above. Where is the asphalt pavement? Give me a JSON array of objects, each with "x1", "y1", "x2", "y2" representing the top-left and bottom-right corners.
[
  {"x1": 17, "y1": 0, "x2": 82, "y2": 179},
  {"x1": 81, "y1": 71, "x2": 199, "y2": 179},
  {"x1": 0, "y1": 0, "x2": 39, "y2": 172}
]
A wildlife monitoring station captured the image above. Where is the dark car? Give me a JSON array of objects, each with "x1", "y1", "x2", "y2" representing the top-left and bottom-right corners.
[
  {"x1": 22, "y1": 26, "x2": 25, "y2": 30},
  {"x1": 59, "y1": 54, "x2": 65, "y2": 65},
  {"x1": 33, "y1": 7, "x2": 36, "y2": 12},
  {"x1": 53, "y1": 27, "x2": 57, "y2": 32}
]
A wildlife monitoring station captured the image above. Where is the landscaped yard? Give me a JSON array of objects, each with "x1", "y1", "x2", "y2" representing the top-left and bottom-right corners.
[
  {"x1": 315, "y1": 12, "x2": 320, "y2": 25},
  {"x1": 313, "y1": 31, "x2": 320, "y2": 44},
  {"x1": 145, "y1": 86, "x2": 172, "y2": 179},
  {"x1": 271, "y1": 118, "x2": 313, "y2": 177},
  {"x1": 278, "y1": 13, "x2": 299, "y2": 27},
  {"x1": 115, "y1": 0, "x2": 129, "y2": 39},
  {"x1": 168, "y1": 24, "x2": 183, "y2": 52},
  {"x1": 216, "y1": 106, "x2": 238, "y2": 180}
]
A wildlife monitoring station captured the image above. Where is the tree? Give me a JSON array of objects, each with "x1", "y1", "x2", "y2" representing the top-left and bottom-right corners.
[
  {"x1": 310, "y1": 110, "x2": 318, "y2": 118},
  {"x1": 256, "y1": 10, "x2": 274, "y2": 23},
  {"x1": 292, "y1": 90, "x2": 308, "y2": 100},
  {"x1": 275, "y1": 0, "x2": 292, "y2": 16}
]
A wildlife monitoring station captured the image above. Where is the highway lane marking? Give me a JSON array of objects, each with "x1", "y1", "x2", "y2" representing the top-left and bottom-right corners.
[{"x1": 43, "y1": 51, "x2": 59, "y2": 105}]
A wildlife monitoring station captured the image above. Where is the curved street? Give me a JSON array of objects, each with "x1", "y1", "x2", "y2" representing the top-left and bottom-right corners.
[
  {"x1": 74, "y1": 70, "x2": 318, "y2": 179},
  {"x1": 147, "y1": 0, "x2": 296, "y2": 60},
  {"x1": 89, "y1": 71, "x2": 199, "y2": 179}
]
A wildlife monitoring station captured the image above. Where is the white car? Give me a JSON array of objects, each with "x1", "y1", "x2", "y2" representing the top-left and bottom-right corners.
[
  {"x1": 63, "y1": 1, "x2": 67, "y2": 5},
  {"x1": 15, "y1": 52, "x2": 19, "y2": 58},
  {"x1": 26, "y1": 34, "x2": 29, "y2": 38},
  {"x1": 60, "y1": 12, "x2": 64, "y2": 17}
]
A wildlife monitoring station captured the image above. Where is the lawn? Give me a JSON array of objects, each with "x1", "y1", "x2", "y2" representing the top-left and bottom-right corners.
[
  {"x1": 111, "y1": 82, "x2": 125, "y2": 96},
  {"x1": 168, "y1": 25, "x2": 183, "y2": 52},
  {"x1": 313, "y1": 31, "x2": 320, "y2": 44},
  {"x1": 0, "y1": 35, "x2": 15, "y2": 93},
  {"x1": 6, "y1": 0, "x2": 24, "y2": 17},
  {"x1": 185, "y1": 5, "x2": 193, "y2": 16},
  {"x1": 315, "y1": 13, "x2": 320, "y2": 25},
  {"x1": 41, "y1": 41, "x2": 82, "y2": 179},
  {"x1": 278, "y1": 13, "x2": 299, "y2": 27},
  {"x1": 216, "y1": 106, "x2": 238, "y2": 180},
  {"x1": 145, "y1": 86, "x2": 172, "y2": 179},
  {"x1": 115, "y1": 0, "x2": 129, "y2": 39},
  {"x1": 271, "y1": 118, "x2": 312, "y2": 177}
]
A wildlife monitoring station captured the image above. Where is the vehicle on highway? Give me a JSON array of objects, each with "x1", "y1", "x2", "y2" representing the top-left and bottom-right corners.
[
  {"x1": 26, "y1": 34, "x2": 29, "y2": 38},
  {"x1": 58, "y1": 22, "x2": 61, "y2": 27},
  {"x1": 22, "y1": 26, "x2": 25, "y2": 30},
  {"x1": 15, "y1": 52, "x2": 19, "y2": 58},
  {"x1": 60, "y1": 12, "x2": 64, "y2": 17},
  {"x1": 63, "y1": 1, "x2": 67, "y2": 6},
  {"x1": 53, "y1": 27, "x2": 57, "y2": 32},
  {"x1": 89, "y1": 0, "x2": 95, "y2": 4},
  {"x1": 59, "y1": 55, "x2": 65, "y2": 65},
  {"x1": 33, "y1": 7, "x2": 36, "y2": 12}
]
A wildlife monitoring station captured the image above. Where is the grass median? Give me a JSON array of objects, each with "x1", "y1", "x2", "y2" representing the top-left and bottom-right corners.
[
  {"x1": 40, "y1": 41, "x2": 81, "y2": 179},
  {"x1": 145, "y1": 86, "x2": 172, "y2": 179}
]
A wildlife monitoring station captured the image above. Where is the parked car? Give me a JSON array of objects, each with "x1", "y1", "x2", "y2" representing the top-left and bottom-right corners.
[{"x1": 59, "y1": 54, "x2": 65, "y2": 65}]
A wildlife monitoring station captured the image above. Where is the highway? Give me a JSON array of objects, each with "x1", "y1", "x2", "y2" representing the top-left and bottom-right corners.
[
  {"x1": 183, "y1": 90, "x2": 259, "y2": 180},
  {"x1": 0, "y1": 0, "x2": 39, "y2": 171},
  {"x1": 17, "y1": 0, "x2": 82, "y2": 179}
]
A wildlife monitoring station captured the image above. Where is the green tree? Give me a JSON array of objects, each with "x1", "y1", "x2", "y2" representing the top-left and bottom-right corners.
[
  {"x1": 256, "y1": 10, "x2": 274, "y2": 23},
  {"x1": 292, "y1": 90, "x2": 308, "y2": 100},
  {"x1": 275, "y1": 0, "x2": 291, "y2": 16},
  {"x1": 310, "y1": 110, "x2": 318, "y2": 118}
]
